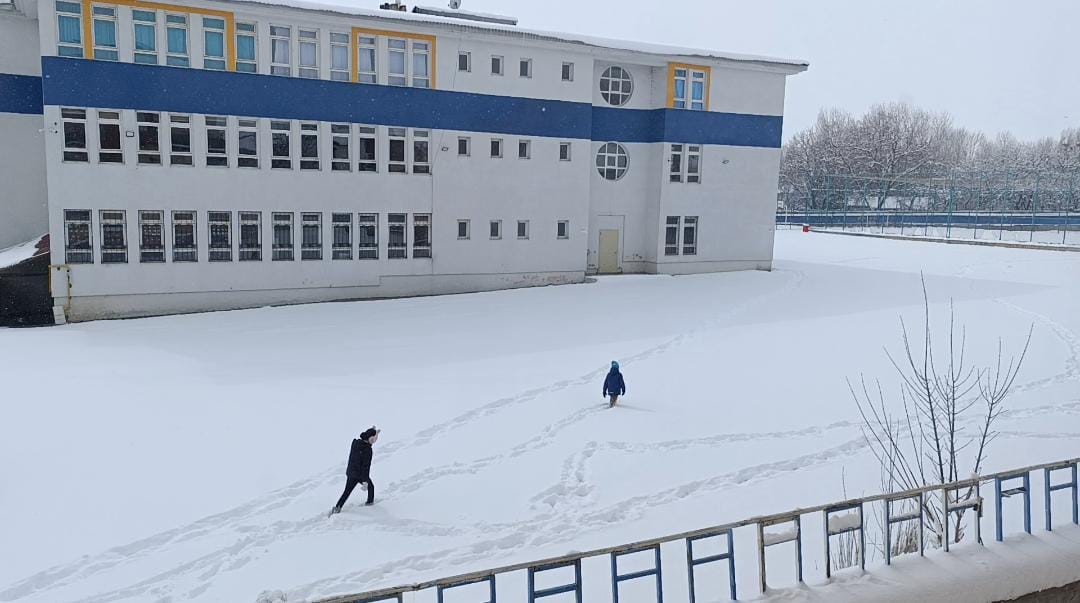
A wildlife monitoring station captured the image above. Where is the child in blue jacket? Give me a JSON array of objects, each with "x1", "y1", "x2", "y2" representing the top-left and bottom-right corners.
[{"x1": 603, "y1": 361, "x2": 626, "y2": 408}]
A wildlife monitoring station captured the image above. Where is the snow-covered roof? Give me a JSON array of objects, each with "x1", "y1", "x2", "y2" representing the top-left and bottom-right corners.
[
  {"x1": 0, "y1": 235, "x2": 47, "y2": 271},
  {"x1": 229, "y1": 0, "x2": 809, "y2": 71}
]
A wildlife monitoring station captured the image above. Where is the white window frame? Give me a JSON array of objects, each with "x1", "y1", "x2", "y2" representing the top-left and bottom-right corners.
[
  {"x1": 686, "y1": 144, "x2": 702, "y2": 183},
  {"x1": 272, "y1": 211, "x2": 294, "y2": 261},
  {"x1": 457, "y1": 219, "x2": 470, "y2": 240},
  {"x1": 131, "y1": 9, "x2": 157, "y2": 65},
  {"x1": 99, "y1": 209, "x2": 127, "y2": 264},
  {"x1": 490, "y1": 138, "x2": 503, "y2": 158},
  {"x1": 357, "y1": 34, "x2": 377, "y2": 83},
  {"x1": 270, "y1": 25, "x2": 292, "y2": 76},
  {"x1": 91, "y1": 5, "x2": 118, "y2": 61},
  {"x1": 204, "y1": 115, "x2": 228, "y2": 167},
  {"x1": 559, "y1": 141, "x2": 572, "y2": 162},
  {"x1": 358, "y1": 213, "x2": 378, "y2": 259},
  {"x1": 561, "y1": 61, "x2": 574, "y2": 82},
  {"x1": 297, "y1": 28, "x2": 318, "y2": 79},
  {"x1": 457, "y1": 50, "x2": 471, "y2": 72},
  {"x1": 235, "y1": 21, "x2": 257, "y2": 72},
  {"x1": 331, "y1": 123, "x2": 351, "y2": 171},
  {"x1": 139, "y1": 210, "x2": 165, "y2": 263},
  {"x1": 519, "y1": 58, "x2": 532, "y2": 78},
  {"x1": 387, "y1": 213, "x2": 407, "y2": 259},
  {"x1": 168, "y1": 113, "x2": 192, "y2": 166},
  {"x1": 388, "y1": 127, "x2": 407, "y2": 173},
  {"x1": 557, "y1": 220, "x2": 570, "y2": 240},
  {"x1": 411, "y1": 39, "x2": 431, "y2": 88},
  {"x1": 271, "y1": 120, "x2": 292, "y2": 169},
  {"x1": 136, "y1": 111, "x2": 161, "y2": 165},
  {"x1": 673, "y1": 67, "x2": 709, "y2": 110},
  {"x1": 599, "y1": 65, "x2": 633, "y2": 106},
  {"x1": 208, "y1": 210, "x2": 232, "y2": 262},
  {"x1": 489, "y1": 220, "x2": 502, "y2": 240},
  {"x1": 457, "y1": 136, "x2": 470, "y2": 157},
  {"x1": 55, "y1": 1, "x2": 84, "y2": 58},
  {"x1": 237, "y1": 118, "x2": 258, "y2": 168},
  {"x1": 301, "y1": 212, "x2": 322, "y2": 260},
  {"x1": 331, "y1": 212, "x2": 352, "y2": 260},
  {"x1": 165, "y1": 13, "x2": 189, "y2": 67},
  {"x1": 96, "y1": 110, "x2": 123, "y2": 164},
  {"x1": 682, "y1": 216, "x2": 698, "y2": 255},
  {"x1": 518, "y1": 139, "x2": 531, "y2": 160},
  {"x1": 172, "y1": 210, "x2": 197, "y2": 262},
  {"x1": 300, "y1": 122, "x2": 319, "y2": 170},
  {"x1": 669, "y1": 143, "x2": 684, "y2": 183},
  {"x1": 664, "y1": 216, "x2": 680, "y2": 256},
  {"x1": 202, "y1": 16, "x2": 227, "y2": 70},
  {"x1": 412, "y1": 214, "x2": 431, "y2": 258},
  {"x1": 516, "y1": 220, "x2": 529, "y2": 240},
  {"x1": 60, "y1": 107, "x2": 88, "y2": 162},
  {"x1": 330, "y1": 32, "x2": 350, "y2": 81},
  {"x1": 490, "y1": 54, "x2": 503, "y2": 76},
  {"x1": 64, "y1": 209, "x2": 93, "y2": 264},
  {"x1": 357, "y1": 125, "x2": 377, "y2": 172},
  {"x1": 238, "y1": 211, "x2": 262, "y2": 261},
  {"x1": 413, "y1": 129, "x2": 430, "y2": 174},
  {"x1": 670, "y1": 143, "x2": 702, "y2": 183},
  {"x1": 596, "y1": 142, "x2": 630, "y2": 181},
  {"x1": 387, "y1": 37, "x2": 407, "y2": 86}
]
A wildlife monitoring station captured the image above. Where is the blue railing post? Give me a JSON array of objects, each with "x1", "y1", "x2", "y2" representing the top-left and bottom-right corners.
[
  {"x1": 610, "y1": 544, "x2": 663, "y2": 603},
  {"x1": 757, "y1": 515, "x2": 801, "y2": 593},
  {"x1": 823, "y1": 502, "x2": 865, "y2": 578},
  {"x1": 995, "y1": 472, "x2": 1032, "y2": 542},
  {"x1": 528, "y1": 559, "x2": 582, "y2": 603},
  {"x1": 1044, "y1": 462, "x2": 1079, "y2": 531},
  {"x1": 686, "y1": 529, "x2": 736, "y2": 602}
]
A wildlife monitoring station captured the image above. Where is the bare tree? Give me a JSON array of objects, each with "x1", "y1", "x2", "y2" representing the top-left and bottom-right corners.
[{"x1": 849, "y1": 277, "x2": 1031, "y2": 549}]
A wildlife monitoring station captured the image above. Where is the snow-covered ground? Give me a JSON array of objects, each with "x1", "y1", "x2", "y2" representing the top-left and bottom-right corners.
[{"x1": 1, "y1": 230, "x2": 1078, "y2": 602}]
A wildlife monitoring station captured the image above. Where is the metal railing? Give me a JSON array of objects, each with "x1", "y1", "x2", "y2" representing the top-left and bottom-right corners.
[{"x1": 315, "y1": 457, "x2": 1079, "y2": 603}]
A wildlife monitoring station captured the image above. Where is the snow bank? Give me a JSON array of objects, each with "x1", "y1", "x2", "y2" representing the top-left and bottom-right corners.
[{"x1": 0, "y1": 237, "x2": 44, "y2": 270}]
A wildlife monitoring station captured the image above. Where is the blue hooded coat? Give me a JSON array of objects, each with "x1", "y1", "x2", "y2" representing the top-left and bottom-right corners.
[{"x1": 603, "y1": 366, "x2": 626, "y2": 397}]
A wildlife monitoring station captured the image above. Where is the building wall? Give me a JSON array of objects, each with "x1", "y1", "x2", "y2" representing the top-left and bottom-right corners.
[
  {"x1": 29, "y1": 0, "x2": 801, "y2": 320},
  {"x1": 0, "y1": 10, "x2": 48, "y2": 249}
]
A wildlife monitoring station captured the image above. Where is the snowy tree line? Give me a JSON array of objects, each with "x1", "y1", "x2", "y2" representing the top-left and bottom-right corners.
[{"x1": 780, "y1": 102, "x2": 1080, "y2": 212}]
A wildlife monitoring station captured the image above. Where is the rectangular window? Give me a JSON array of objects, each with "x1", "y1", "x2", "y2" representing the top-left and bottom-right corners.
[
  {"x1": 64, "y1": 209, "x2": 92, "y2": 264},
  {"x1": 330, "y1": 32, "x2": 350, "y2": 81},
  {"x1": 457, "y1": 51, "x2": 470, "y2": 72},
  {"x1": 270, "y1": 25, "x2": 291, "y2": 76},
  {"x1": 298, "y1": 28, "x2": 318, "y2": 78},
  {"x1": 239, "y1": 211, "x2": 262, "y2": 261},
  {"x1": 388, "y1": 127, "x2": 406, "y2": 173},
  {"x1": 387, "y1": 213, "x2": 406, "y2": 259},
  {"x1": 208, "y1": 211, "x2": 232, "y2": 261},
  {"x1": 687, "y1": 145, "x2": 701, "y2": 183},
  {"x1": 387, "y1": 38, "x2": 407, "y2": 86},
  {"x1": 97, "y1": 110, "x2": 122, "y2": 163},
  {"x1": 490, "y1": 55, "x2": 503, "y2": 75},
  {"x1": 490, "y1": 138, "x2": 502, "y2": 158},
  {"x1": 92, "y1": 5, "x2": 118, "y2": 61},
  {"x1": 357, "y1": 35, "x2": 376, "y2": 83},
  {"x1": 672, "y1": 66, "x2": 709, "y2": 110},
  {"x1": 137, "y1": 112, "x2": 161, "y2": 165},
  {"x1": 682, "y1": 216, "x2": 698, "y2": 255},
  {"x1": 139, "y1": 210, "x2": 164, "y2": 263},
  {"x1": 56, "y1": 1, "x2": 84, "y2": 58},
  {"x1": 559, "y1": 142, "x2": 572, "y2": 161},
  {"x1": 236, "y1": 22, "x2": 257, "y2": 72},
  {"x1": 60, "y1": 107, "x2": 88, "y2": 162},
  {"x1": 169, "y1": 114, "x2": 192, "y2": 165},
  {"x1": 489, "y1": 220, "x2": 501, "y2": 239},
  {"x1": 413, "y1": 129, "x2": 430, "y2": 174},
  {"x1": 172, "y1": 210, "x2": 197, "y2": 262},
  {"x1": 561, "y1": 61, "x2": 574, "y2": 81},
  {"x1": 357, "y1": 126, "x2": 376, "y2": 172},
  {"x1": 203, "y1": 17, "x2": 226, "y2": 70},
  {"x1": 271, "y1": 120, "x2": 291, "y2": 169},
  {"x1": 519, "y1": 58, "x2": 532, "y2": 78},
  {"x1": 411, "y1": 40, "x2": 430, "y2": 88},
  {"x1": 165, "y1": 14, "x2": 188, "y2": 67},
  {"x1": 272, "y1": 212, "x2": 293, "y2": 261},
  {"x1": 132, "y1": 10, "x2": 157, "y2": 64},
  {"x1": 557, "y1": 220, "x2": 569, "y2": 239},
  {"x1": 413, "y1": 214, "x2": 431, "y2": 258},
  {"x1": 301, "y1": 212, "x2": 322, "y2": 260},
  {"x1": 331, "y1": 213, "x2": 352, "y2": 260},
  {"x1": 331, "y1": 124, "x2": 350, "y2": 171},
  {"x1": 99, "y1": 210, "x2": 127, "y2": 264},
  {"x1": 358, "y1": 213, "x2": 378, "y2": 259},
  {"x1": 457, "y1": 137, "x2": 470, "y2": 156},
  {"x1": 517, "y1": 220, "x2": 529, "y2": 239},
  {"x1": 205, "y1": 115, "x2": 227, "y2": 166},
  {"x1": 237, "y1": 118, "x2": 258, "y2": 168},
  {"x1": 518, "y1": 139, "x2": 530, "y2": 159},
  {"x1": 669, "y1": 144, "x2": 683, "y2": 183},
  {"x1": 457, "y1": 219, "x2": 469, "y2": 239},
  {"x1": 664, "y1": 216, "x2": 680, "y2": 256},
  {"x1": 300, "y1": 122, "x2": 319, "y2": 170}
]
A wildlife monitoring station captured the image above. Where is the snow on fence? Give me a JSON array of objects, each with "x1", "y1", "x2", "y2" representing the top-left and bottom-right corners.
[{"x1": 314, "y1": 458, "x2": 1079, "y2": 603}]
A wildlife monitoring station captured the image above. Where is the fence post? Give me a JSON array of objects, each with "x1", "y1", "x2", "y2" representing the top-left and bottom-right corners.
[{"x1": 1044, "y1": 462, "x2": 1079, "y2": 531}]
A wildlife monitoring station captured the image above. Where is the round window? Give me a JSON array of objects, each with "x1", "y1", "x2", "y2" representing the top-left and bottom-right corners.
[
  {"x1": 596, "y1": 143, "x2": 630, "y2": 181},
  {"x1": 599, "y1": 66, "x2": 633, "y2": 106}
]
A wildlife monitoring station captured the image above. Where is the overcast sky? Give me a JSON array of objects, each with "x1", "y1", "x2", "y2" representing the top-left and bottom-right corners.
[{"x1": 432, "y1": 0, "x2": 1078, "y2": 142}]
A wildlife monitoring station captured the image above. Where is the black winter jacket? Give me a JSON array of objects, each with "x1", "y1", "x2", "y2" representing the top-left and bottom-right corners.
[{"x1": 346, "y1": 439, "x2": 373, "y2": 480}]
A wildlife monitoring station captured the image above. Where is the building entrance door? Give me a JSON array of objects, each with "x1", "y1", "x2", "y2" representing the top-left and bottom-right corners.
[{"x1": 598, "y1": 229, "x2": 621, "y2": 274}]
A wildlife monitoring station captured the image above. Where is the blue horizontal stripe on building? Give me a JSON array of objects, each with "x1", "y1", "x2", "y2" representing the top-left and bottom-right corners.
[
  {"x1": 30, "y1": 58, "x2": 783, "y2": 148},
  {"x1": 0, "y1": 73, "x2": 44, "y2": 115}
]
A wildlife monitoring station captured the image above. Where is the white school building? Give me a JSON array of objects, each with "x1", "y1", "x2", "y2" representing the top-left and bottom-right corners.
[{"x1": 0, "y1": 0, "x2": 807, "y2": 322}]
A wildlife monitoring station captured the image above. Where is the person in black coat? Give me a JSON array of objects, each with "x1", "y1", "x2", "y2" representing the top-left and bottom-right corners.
[
  {"x1": 603, "y1": 361, "x2": 626, "y2": 408},
  {"x1": 329, "y1": 426, "x2": 380, "y2": 515}
]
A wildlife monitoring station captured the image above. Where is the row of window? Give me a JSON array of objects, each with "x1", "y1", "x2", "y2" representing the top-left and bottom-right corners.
[
  {"x1": 62, "y1": 210, "x2": 573, "y2": 264},
  {"x1": 53, "y1": 2, "x2": 711, "y2": 110},
  {"x1": 664, "y1": 216, "x2": 699, "y2": 256}
]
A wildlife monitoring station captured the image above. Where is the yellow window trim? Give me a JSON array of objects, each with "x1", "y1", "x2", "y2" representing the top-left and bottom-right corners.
[
  {"x1": 82, "y1": 0, "x2": 236, "y2": 71},
  {"x1": 350, "y1": 26, "x2": 437, "y2": 88},
  {"x1": 666, "y1": 62, "x2": 711, "y2": 110}
]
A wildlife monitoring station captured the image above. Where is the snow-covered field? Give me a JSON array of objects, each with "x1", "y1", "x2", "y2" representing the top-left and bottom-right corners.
[
  {"x1": 1, "y1": 230, "x2": 1078, "y2": 602},
  {"x1": 811, "y1": 224, "x2": 1080, "y2": 247}
]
